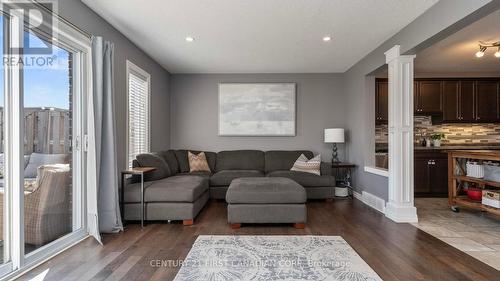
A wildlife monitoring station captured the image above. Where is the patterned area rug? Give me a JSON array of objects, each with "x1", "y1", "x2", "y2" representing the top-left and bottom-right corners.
[{"x1": 174, "y1": 235, "x2": 382, "y2": 281}]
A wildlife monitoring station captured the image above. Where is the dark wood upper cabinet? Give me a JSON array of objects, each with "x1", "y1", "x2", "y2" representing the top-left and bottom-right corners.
[
  {"x1": 414, "y1": 82, "x2": 418, "y2": 113},
  {"x1": 459, "y1": 81, "x2": 475, "y2": 122},
  {"x1": 375, "y1": 81, "x2": 388, "y2": 124},
  {"x1": 475, "y1": 81, "x2": 499, "y2": 122},
  {"x1": 416, "y1": 81, "x2": 442, "y2": 114},
  {"x1": 375, "y1": 78, "x2": 500, "y2": 124},
  {"x1": 442, "y1": 81, "x2": 476, "y2": 122},
  {"x1": 442, "y1": 81, "x2": 459, "y2": 122}
]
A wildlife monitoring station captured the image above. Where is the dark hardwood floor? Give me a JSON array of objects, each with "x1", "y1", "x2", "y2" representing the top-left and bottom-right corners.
[{"x1": 19, "y1": 199, "x2": 499, "y2": 281}]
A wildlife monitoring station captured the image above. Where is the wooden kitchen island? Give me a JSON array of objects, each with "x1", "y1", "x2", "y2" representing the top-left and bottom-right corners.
[{"x1": 448, "y1": 150, "x2": 500, "y2": 216}]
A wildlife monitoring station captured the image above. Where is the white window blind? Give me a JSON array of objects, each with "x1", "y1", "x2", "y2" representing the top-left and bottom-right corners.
[{"x1": 127, "y1": 62, "x2": 150, "y2": 167}]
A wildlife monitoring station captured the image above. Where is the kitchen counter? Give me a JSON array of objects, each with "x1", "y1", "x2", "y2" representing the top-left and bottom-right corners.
[
  {"x1": 414, "y1": 146, "x2": 500, "y2": 151},
  {"x1": 376, "y1": 143, "x2": 500, "y2": 152}
]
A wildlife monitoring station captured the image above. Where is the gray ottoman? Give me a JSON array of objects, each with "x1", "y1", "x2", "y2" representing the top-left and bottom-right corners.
[{"x1": 226, "y1": 177, "x2": 307, "y2": 229}]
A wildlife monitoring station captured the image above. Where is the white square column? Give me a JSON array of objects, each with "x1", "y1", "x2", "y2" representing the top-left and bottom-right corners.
[{"x1": 384, "y1": 45, "x2": 418, "y2": 223}]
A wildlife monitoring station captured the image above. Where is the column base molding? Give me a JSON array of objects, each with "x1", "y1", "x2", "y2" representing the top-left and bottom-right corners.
[{"x1": 385, "y1": 202, "x2": 418, "y2": 223}]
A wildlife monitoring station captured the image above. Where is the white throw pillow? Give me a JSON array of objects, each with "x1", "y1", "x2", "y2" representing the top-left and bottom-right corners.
[{"x1": 291, "y1": 154, "x2": 321, "y2": 175}]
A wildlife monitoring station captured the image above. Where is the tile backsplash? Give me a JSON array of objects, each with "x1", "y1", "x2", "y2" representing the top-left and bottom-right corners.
[{"x1": 375, "y1": 116, "x2": 500, "y2": 144}]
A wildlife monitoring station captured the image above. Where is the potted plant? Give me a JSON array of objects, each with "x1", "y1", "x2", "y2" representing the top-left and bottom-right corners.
[{"x1": 430, "y1": 133, "x2": 445, "y2": 147}]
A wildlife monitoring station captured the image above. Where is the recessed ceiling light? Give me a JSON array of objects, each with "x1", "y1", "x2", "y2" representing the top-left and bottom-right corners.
[
  {"x1": 185, "y1": 36, "x2": 194, "y2": 42},
  {"x1": 322, "y1": 36, "x2": 332, "y2": 42}
]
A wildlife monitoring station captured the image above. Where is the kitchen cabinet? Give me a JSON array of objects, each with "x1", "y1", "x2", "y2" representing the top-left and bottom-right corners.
[
  {"x1": 375, "y1": 81, "x2": 388, "y2": 124},
  {"x1": 442, "y1": 81, "x2": 475, "y2": 122},
  {"x1": 414, "y1": 157, "x2": 431, "y2": 193},
  {"x1": 375, "y1": 78, "x2": 500, "y2": 124},
  {"x1": 475, "y1": 81, "x2": 499, "y2": 122},
  {"x1": 442, "y1": 81, "x2": 459, "y2": 122},
  {"x1": 430, "y1": 156, "x2": 448, "y2": 195},
  {"x1": 460, "y1": 81, "x2": 475, "y2": 122},
  {"x1": 413, "y1": 81, "x2": 418, "y2": 114},
  {"x1": 414, "y1": 150, "x2": 448, "y2": 197},
  {"x1": 416, "y1": 81, "x2": 442, "y2": 115}
]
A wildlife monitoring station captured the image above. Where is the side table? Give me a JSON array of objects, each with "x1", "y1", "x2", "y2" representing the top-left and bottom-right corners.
[
  {"x1": 120, "y1": 167, "x2": 156, "y2": 228},
  {"x1": 331, "y1": 162, "x2": 356, "y2": 198}
]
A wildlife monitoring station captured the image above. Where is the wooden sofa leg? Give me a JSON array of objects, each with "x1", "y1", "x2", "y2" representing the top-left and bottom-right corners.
[
  {"x1": 231, "y1": 223, "x2": 241, "y2": 229},
  {"x1": 183, "y1": 219, "x2": 194, "y2": 226},
  {"x1": 294, "y1": 223, "x2": 306, "y2": 229}
]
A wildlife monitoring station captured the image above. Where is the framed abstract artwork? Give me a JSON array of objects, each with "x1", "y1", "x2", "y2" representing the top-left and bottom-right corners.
[{"x1": 218, "y1": 83, "x2": 296, "y2": 136}]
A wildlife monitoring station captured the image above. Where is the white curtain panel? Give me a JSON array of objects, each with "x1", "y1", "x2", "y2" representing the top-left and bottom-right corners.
[
  {"x1": 87, "y1": 61, "x2": 101, "y2": 243},
  {"x1": 88, "y1": 36, "x2": 123, "y2": 243}
]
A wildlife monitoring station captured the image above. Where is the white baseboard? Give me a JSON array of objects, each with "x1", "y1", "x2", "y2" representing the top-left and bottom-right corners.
[
  {"x1": 352, "y1": 189, "x2": 386, "y2": 214},
  {"x1": 353, "y1": 190, "x2": 362, "y2": 201}
]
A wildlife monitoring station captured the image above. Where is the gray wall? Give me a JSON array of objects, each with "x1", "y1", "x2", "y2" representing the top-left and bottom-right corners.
[
  {"x1": 170, "y1": 73, "x2": 347, "y2": 160},
  {"x1": 344, "y1": 0, "x2": 497, "y2": 200},
  {"x1": 57, "y1": 0, "x2": 171, "y2": 170},
  {"x1": 59, "y1": 0, "x2": 499, "y2": 200}
]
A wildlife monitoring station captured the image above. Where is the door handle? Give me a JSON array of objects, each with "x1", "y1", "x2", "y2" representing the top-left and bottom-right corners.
[
  {"x1": 74, "y1": 136, "x2": 79, "y2": 151},
  {"x1": 83, "y1": 134, "x2": 89, "y2": 152}
]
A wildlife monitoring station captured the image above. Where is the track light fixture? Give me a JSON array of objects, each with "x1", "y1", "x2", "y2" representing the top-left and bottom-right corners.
[
  {"x1": 475, "y1": 41, "x2": 500, "y2": 58},
  {"x1": 475, "y1": 46, "x2": 486, "y2": 58}
]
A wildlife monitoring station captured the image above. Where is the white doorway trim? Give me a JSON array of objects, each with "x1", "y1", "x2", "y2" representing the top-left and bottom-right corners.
[{"x1": 384, "y1": 45, "x2": 418, "y2": 223}]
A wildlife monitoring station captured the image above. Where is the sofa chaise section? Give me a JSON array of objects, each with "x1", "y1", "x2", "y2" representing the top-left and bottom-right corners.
[{"x1": 123, "y1": 153, "x2": 209, "y2": 225}]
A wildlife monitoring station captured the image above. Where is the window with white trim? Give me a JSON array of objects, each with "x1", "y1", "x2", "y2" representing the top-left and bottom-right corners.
[{"x1": 127, "y1": 61, "x2": 151, "y2": 168}]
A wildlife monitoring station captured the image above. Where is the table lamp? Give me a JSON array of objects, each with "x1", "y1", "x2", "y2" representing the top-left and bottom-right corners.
[{"x1": 324, "y1": 128, "x2": 345, "y2": 164}]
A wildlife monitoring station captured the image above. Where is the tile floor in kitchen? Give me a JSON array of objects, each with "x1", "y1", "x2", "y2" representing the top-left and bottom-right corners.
[{"x1": 413, "y1": 198, "x2": 500, "y2": 270}]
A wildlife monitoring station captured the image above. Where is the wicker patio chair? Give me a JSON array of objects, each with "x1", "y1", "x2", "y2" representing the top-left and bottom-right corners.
[{"x1": 0, "y1": 164, "x2": 71, "y2": 246}]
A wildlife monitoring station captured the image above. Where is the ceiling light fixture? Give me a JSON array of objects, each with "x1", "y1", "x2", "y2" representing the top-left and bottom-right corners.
[
  {"x1": 474, "y1": 41, "x2": 500, "y2": 58},
  {"x1": 475, "y1": 46, "x2": 486, "y2": 58},
  {"x1": 322, "y1": 36, "x2": 332, "y2": 42},
  {"x1": 185, "y1": 36, "x2": 194, "y2": 42}
]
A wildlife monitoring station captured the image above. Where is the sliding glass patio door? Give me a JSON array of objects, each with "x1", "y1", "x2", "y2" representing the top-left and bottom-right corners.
[
  {"x1": 0, "y1": 12, "x2": 12, "y2": 277},
  {"x1": 23, "y1": 29, "x2": 78, "y2": 256},
  {"x1": 0, "y1": 3, "x2": 90, "y2": 278}
]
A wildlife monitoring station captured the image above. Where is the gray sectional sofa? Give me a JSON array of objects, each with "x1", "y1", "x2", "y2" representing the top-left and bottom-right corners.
[{"x1": 123, "y1": 150, "x2": 335, "y2": 225}]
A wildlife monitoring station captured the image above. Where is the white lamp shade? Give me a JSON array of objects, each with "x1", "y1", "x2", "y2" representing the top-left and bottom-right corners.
[{"x1": 324, "y1": 128, "x2": 345, "y2": 143}]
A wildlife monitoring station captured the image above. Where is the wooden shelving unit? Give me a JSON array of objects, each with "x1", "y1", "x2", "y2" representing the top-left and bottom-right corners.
[
  {"x1": 448, "y1": 150, "x2": 500, "y2": 216},
  {"x1": 452, "y1": 175, "x2": 500, "y2": 189},
  {"x1": 453, "y1": 196, "x2": 500, "y2": 216}
]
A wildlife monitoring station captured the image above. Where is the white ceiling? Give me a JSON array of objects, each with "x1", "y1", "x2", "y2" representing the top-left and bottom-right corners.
[
  {"x1": 82, "y1": 0, "x2": 439, "y2": 73},
  {"x1": 415, "y1": 9, "x2": 500, "y2": 75}
]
